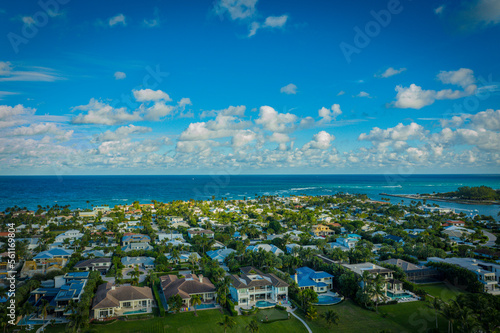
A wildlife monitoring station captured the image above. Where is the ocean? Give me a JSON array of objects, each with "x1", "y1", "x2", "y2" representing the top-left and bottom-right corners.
[{"x1": 0, "y1": 174, "x2": 499, "y2": 219}]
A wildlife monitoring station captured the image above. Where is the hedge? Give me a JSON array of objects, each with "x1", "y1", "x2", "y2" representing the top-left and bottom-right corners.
[
  {"x1": 226, "y1": 299, "x2": 238, "y2": 316},
  {"x1": 153, "y1": 282, "x2": 166, "y2": 317}
]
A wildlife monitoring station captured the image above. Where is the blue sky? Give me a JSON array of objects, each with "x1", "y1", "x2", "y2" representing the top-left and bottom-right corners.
[{"x1": 0, "y1": 0, "x2": 499, "y2": 175}]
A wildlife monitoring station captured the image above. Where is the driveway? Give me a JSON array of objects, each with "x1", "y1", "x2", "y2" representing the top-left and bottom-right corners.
[
  {"x1": 122, "y1": 267, "x2": 147, "y2": 283},
  {"x1": 483, "y1": 229, "x2": 497, "y2": 247}
]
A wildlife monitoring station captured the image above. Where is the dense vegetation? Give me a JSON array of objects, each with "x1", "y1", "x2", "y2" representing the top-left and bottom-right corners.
[{"x1": 435, "y1": 186, "x2": 500, "y2": 201}]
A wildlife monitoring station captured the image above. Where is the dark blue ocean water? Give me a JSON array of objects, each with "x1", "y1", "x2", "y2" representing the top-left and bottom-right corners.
[{"x1": 0, "y1": 174, "x2": 499, "y2": 218}]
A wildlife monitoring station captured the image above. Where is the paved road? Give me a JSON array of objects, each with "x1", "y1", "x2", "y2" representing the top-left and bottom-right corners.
[
  {"x1": 287, "y1": 308, "x2": 312, "y2": 333},
  {"x1": 483, "y1": 229, "x2": 497, "y2": 247}
]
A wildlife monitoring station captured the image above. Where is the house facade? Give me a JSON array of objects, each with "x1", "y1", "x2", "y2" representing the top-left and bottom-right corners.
[
  {"x1": 92, "y1": 283, "x2": 154, "y2": 319},
  {"x1": 294, "y1": 267, "x2": 333, "y2": 293},
  {"x1": 160, "y1": 273, "x2": 216, "y2": 308},
  {"x1": 229, "y1": 267, "x2": 289, "y2": 307},
  {"x1": 343, "y1": 262, "x2": 404, "y2": 298}
]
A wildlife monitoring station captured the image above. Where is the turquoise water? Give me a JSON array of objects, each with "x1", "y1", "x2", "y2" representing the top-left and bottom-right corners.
[
  {"x1": 315, "y1": 295, "x2": 342, "y2": 305},
  {"x1": 387, "y1": 291, "x2": 412, "y2": 299},
  {"x1": 256, "y1": 301, "x2": 275, "y2": 307},
  {"x1": 123, "y1": 309, "x2": 148, "y2": 315},
  {"x1": 196, "y1": 303, "x2": 216, "y2": 309},
  {"x1": 1, "y1": 175, "x2": 498, "y2": 219}
]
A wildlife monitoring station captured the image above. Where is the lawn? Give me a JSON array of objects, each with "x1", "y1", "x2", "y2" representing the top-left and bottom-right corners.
[
  {"x1": 294, "y1": 299, "x2": 452, "y2": 333},
  {"x1": 42, "y1": 308, "x2": 307, "y2": 333},
  {"x1": 419, "y1": 282, "x2": 465, "y2": 302}
]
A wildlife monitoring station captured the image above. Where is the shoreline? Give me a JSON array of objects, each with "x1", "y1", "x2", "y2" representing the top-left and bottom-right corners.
[{"x1": 379, "y1": 193, "x2": 500, "y2": 206}]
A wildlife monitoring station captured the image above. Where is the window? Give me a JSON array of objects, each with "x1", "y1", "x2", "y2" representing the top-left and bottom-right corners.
[
  {"x1": 99, "y1": 310, "x2": 108, "y2": 317},
  {"x1": 142, "y1": 300, "x2": 148, "y2": 307},
  {"x1": 123, "y1": 302, "x2": 131, "y2": 308}
]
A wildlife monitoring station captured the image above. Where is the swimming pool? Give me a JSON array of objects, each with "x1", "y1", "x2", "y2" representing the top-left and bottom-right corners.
[
  {"x1": 123, "y1": 309, "x2": 148, "y2": 315},
  {"x1": 387, "y1": 291, "x2": 412, "y2": 299},
  {"x1": 255, "y1": 301, "x2": 275, "y2": 308},
  {"x1": 196, "y1": 303, "x2": 217, "y2": 309},
  {"x1": 314, "y1": 295, "x2": 343, "y2": 305}
]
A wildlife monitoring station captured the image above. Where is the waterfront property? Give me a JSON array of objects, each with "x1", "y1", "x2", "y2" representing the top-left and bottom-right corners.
[
  {"x1": 229, "y1": 266, "x2": 289, "y2": 308},
  {"x1": 428, "y1": 257, "x2": 500, "y2": 294},
  {"x1": 343, "y1": 262, "x2": 405, "y2": 299},
  {"x1": 92, "y1": 283, "x2": 154, "y2": 319},
  {"x1": 294, "y1": 266, "x2": 333, "y2": 293},
  {"x1": 160, "y1": 273, "x2": 216, "y2": 309}
]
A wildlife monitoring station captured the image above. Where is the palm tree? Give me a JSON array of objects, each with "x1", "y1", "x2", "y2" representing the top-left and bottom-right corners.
[
  {"x1": 321, "y1": 309, "x2": 340, "y2": 328},
  {"x1": 246, "y1": 318, "x2": 259, "y2": 332},
  {"x1": 130, "y1": 266, "x2": 141, "y2": 286},
  {"x1": 305, "y1": 305, "x2": 318, "y2": 321},
  {"x1": 190, "y1": 294, "x2": 202, "y2": 316},
  {"x1": 440, "y1": 301, "x2": 457, "y2": 333},
  {"x1": 218, "y1": 315, "x2": 236, "y2": 333},
  {"x1": 371, "y1": 274, "x2": 388, "y2": 313},
  {"x1": 41, "y1": 299, "x2": 51, "y2": 325},
  {"x1": 431, "y1": 297, "x2": 442, "y2": 329}
]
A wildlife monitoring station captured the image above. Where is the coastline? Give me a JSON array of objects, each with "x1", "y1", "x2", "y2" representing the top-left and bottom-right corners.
[{"x1": 379, "y1": 193, "x2": 500, "y2": 206}]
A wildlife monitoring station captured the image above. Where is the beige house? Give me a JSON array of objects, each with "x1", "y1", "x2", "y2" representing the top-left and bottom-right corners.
[
  {"x1": 160, "y1": 273, "x2": 216, "y2": 308},
  {"x1": 92, "y1": 283, "x2": 154, "y2": 319}
]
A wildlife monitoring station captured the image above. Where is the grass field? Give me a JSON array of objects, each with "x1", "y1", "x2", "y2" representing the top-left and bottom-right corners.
[
  {"x1": 419, "y1": 282, "x2": 465, "y2": 302},
  {"x1": 42, "y1": 308, "x2": 306, "y2": 333},
  {"x1": 36, "y1": 284, "x2": 467, "y2": 333},
  {"x1": 294, "y1": 299, "x2": 453, "y2": 333}
]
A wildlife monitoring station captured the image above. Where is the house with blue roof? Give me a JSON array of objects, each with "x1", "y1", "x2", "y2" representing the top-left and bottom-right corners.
[
  {"x1": 33, "y1": 248, "x2": 74, "y2": 261},
  {"x1": 246, "y1": 244, "x2": 284, "y2": 256},
  {"x1": 29, "y1": 271, "x2": 89, "y2": 320},
  {"x1": 206, "y1": 248, "x2": 237, "y2": 264},
  {"x1": 294, "y1": 267, "x2": 333, "y2": 293},
  {"x1": 384, "y1": 235, "x2": 405, "y2": 245},
  {"x1": 347, "y1": 233, "x2": 362, "y2": 239}
]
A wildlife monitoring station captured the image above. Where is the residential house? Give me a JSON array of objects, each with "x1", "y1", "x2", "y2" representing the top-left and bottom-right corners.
[
  {"x1": 165, "y1": 251, "x2": 201, "y2": 263},
  {"x1": 311, "y1": 224, "x2": 335, "y2": 237},
  {"x1": 343, "y1": 262, "x2": 404, "y2": 298},
  {"x1": 228, "y1": 267, "x2": 288, "y2": 308},
  {"x1": 74, "y1": 258, "x2": 112, "y2": 274},
  {"x1": 384, "y1": 235, "x2": 405, "y2": 245},
  {"x1": 160, "y1": 273, "x2": 216, "y2": 309},
  {"x1": 380, "y1": 259, "x2": 442, "y2": 283},
  {"x1": 121, "y1": 234, "x2": 151, "y2": 246},
  {"x1": 29, "y1": 272, "x2": 89, "y2": 319},
  {"x1": 246, "y1": 244, "x2": 284, "y2": 256},
  {"x1": 54, "y1": 229, "x2": 84, "y2": 244},
  {"x1": 187, "y1": 228, "x2": 215, "y2": 239},
  {"x1": 121, "y1": 242, "x2": 153, "y2": 252},
  {"x1": 427, "y1": 257, "x2": 500, "y2": 294},
  {"x1": 121, "y1": 256, "x2": 155, "y2": 269},
  {"x1": 206, "y1": 248, "x2": 237, "y2": 264},
  {"x1": 294, "y1": 267, "x2": 333, "y2": 293},
  {"x1": 92, "y1": 283, "x2": 154, "y2": 319}
]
